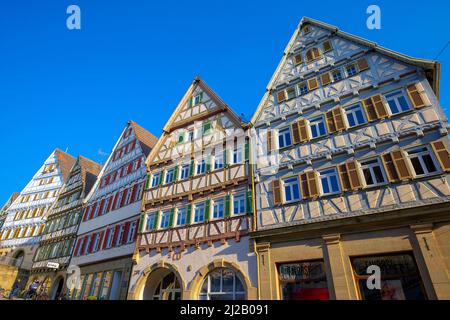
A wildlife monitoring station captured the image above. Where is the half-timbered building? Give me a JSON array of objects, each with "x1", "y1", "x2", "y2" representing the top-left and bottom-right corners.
[
  {"x1": 128, "y1": 77, "x2": 257, "y2": 300},
  {"x1": 69, "y1": 121, "x2": 157, "y2": 300},
  {"x1": 0, "y1": 149, "x2": 76, "y2": 294},
  {"x1": 250, "y1": 17, "x2": 450, "y2": 300},
  {"x1": 28, "y1": 156, "x2": 102, "y2": 299}
]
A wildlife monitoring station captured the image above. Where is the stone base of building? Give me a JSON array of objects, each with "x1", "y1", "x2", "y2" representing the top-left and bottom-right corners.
[
  {"x1": 128, "y1": 237, "x2": 257, "y2": 300},
  {"x1": 253, "y1": 202, "x2": 450, "y2": 300}
]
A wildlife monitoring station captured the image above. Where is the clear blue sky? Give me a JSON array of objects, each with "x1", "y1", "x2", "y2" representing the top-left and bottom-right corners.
[{"x1": 0, "y1": 0, "x2": 449, "y2": 205}]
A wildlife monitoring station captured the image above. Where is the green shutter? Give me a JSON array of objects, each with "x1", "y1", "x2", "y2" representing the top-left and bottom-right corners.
[
  {"x1": 224, "y1": 149, "x2": 228, "y2": 167},
  {"x1": 199, "y1": 92, "x2": 204, "y2": 103},
  {"x1": 205, "y1": 200, "x2": 211, "y2": 222},
  {"x1": 173, "y1": 166, "x2": 179, "y2": 182},
  {"x1": 206, "y1": 156, "x2": 212, "y2": 172},
  {"x1": 186, "y1": 204, "x2": 192, "y2": 224},
  {"x1": 138, "y1": 213, "x2": 146, "y2": 233},
  {"x1": 203, "y1": 121, "x2": 212, "y2": 135},
  {"x1": 246, "y1": 191, "x2": 254, "y2": 214},
  {"x1": 158, "y1": 171, "x2": 164, "y2": 186},
  {"x1": 189, "y1": 160, "x2": 195, "y2": 177},
  {"x1": 169, "y1": 208, "x2": 175, "y2": 228},
  {"x1": 145, "y1": 174, "x2": 150, "y2": 189},
  {"x1": 153, "y1": 211, "x2": 160, "y2": 230},
  {"x1": 187, "y1": 97, "x2": 193, "y2": 108},
  {"x1": 245, "y1": 140, "x2": 250, "y2": 162},
  {"x1": 225, "y1": 195, "x2": 231, "y2": 217}
]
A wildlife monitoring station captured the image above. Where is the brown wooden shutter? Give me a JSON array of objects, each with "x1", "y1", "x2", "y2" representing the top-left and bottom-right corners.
[
  {"x1": 362, "y1": 97, "x2": 378, "y2": 122},
  {"x1": 320, "y1": 72, "x2": 332, "y2": 86},
  {"x1": 381, "y1": 153, "x2": 399, "y2": 182},
  {"x1": 323, "y1": 40, "x2": 332, "y2": 52},
  {"x1": 306, "y1": 49, "x2": 314, "y2": 62},
  {"x1": 337, "y1": 164, "x2": 351, "y2": 192},
  {"x1": 325, "y1": 110, "x2": 336, "y2": 133},
  {"x1": 291, "y1": 122, "x2": 300, "y2": 144},
  {"x1": 298, "y1": 119, "x2": 310, "y2": 142},
  {"x1": 345, "y1": 161, "x2": 363, "y2": 190},
  {"x1": 272, "y1": 180, "x2": 282, "y2": 206},
  {"x1": 293, "y1": 54, "x2": 303, "y2": 65},
  {"x1": 299, "y1": 173, "x2": 309, "y2": 198},
  {"x1": 391, "y1": 150, "x2": 413, "y2": 180},
  {"x1": 313, "y1": 47, "x2": 321, "y2": 59},
  {"x1": 372, "y1": 94, "x2": 389, "y2": 119},
  {"x1": 357, "y1": 58, "x2": 369, "y2": 71},
  {"x1": 431, "y1": 141, "x2": 450, "y2": 172},
  {"x1": 332, "y1": 107, "x2": 346, "y2": 131},
  {"x1": 307, "y1": 171, "x2": 319, "y2": 198},
  {"x1": 407, "y1": 83, "x2": 431, "y2": 109},
  {"x1": 277, "y1": 90, "x2": 287, "y2": 103},
  {"x1": 307, "y1": 77, "x2": 319, "y2": 91},
  {"x1": 267, "y1": 130, "x2": 273, "y2": 152}
]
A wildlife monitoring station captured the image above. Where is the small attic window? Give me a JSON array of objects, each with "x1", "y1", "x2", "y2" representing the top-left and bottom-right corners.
[
  {"x1": 305, "y1": 47, "x2": 322, "y2": 62},
  {"x1": 293, "y1": 53, "x2": 303, "y2": 66},
  {"x1": 302, "y1": 25, "x2": 311, "y2": 35},
  {"x1": 193, "y1": 92, "x2": 204, "y2": 105},
  {"x1": 323, "y1": 40, "x2": 333, "y2": 53}
]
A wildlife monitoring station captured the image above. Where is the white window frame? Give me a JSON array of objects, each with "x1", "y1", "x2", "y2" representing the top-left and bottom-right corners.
[
  {"x1": 360, "y1": 158, "x2": 387, "y2": 187},
  {"x1": 197, "y1": 159, "x2": 206, "y2": 175},
  {"x1": 165, "y1": 168, "x2": 175, "y2": 184},
  {"x1": 278, "y1": 127, "x2": 292, "y2": 149},
  {"x1": 233, "y1": 147, "x2": 243, "y2": 164},
  {"x1": 92, "y1": 233, "x2": 101, "y2": 252},
  {"x1": 115, "y1": 225, "x2": 125, "y2": 246},
  {"x1": 146, "y1": 213, "x2": 157, "y2": 231},
  {"x1": 319, "y1": 168, "x2": 341, "y2": 195},
  {"x1": 151, "y1": 173, "x2": 160, "y2": 188},
  {"x1": 176, "y1": 208, "x2": 187, "y2": 226},
  {"x1": 214, "y1": 154, "x2": 224, "y2": 170},
  {"x1": 193, "y1": 203, "x2": 205, "y2": 223},
  {"x1": 309, "y1": 115, "x2": 327, "y2": 139},
  {"x1": 385, "y1": 90, "x2": 411, "y2": 115},
  {"x1": 233, "y1": 194, "x2": 246, "y2": 216},
  {"x1": 126, "y1": 221, "x2": 137, "y2": 243},
  {"x1": 283, "y1": 177, "x2": 301, "y2": 203},
  {"x1": 160, "y1": 210, "x2": 171, "y2": 229},
  {"x1": 106, "y1": 227, "x2": 115, "y2": 249},
  {"x1": 345, "y1": 103, "x2": 367, "y2": 128},
  {"x1": 212, "y1": 199, "x2": 225, "y2": 219},
  {"x1": 407, "y1": 146, "x2": 440, "y2": 177},
  {"x1": 180, "y1": 164, "x2": 190, "y2": 180}
]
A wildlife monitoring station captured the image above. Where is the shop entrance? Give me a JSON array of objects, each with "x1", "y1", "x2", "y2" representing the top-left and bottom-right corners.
[
  {"x1": 51, "y1": 277, "x2": 65, "y2": 300},
  {"x1": 142, "y1": 268, "x2": 181, "y2": 300}
]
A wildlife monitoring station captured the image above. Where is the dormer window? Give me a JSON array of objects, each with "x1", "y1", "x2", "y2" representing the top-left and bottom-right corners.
[{"x1": 305, "y1": 47, "x2": 322, "y2": 62}]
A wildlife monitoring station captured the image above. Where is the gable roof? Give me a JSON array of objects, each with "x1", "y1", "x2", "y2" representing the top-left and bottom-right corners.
[
  {"x1": 146, "y1": 76, "x2": 246, "y2": 166},
  {"x1": 129, "y1": 120, "x2": 159, "y2": 157},
  {"x1": 250, "y1": 16, "x2": 441, "y2": 125},
  {"x1": 1, "y1": 192, "x2": 19, "y2": 214},
  {"x1": 54, "y1": 148, "x2": 77, "y2": 181},
  {"x1": 78, "y1": 156, "x2": 103, "y2": 196}
]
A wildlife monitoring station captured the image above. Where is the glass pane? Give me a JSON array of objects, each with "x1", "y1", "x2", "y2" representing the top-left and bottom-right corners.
[
  {"x1": 210, "y1": 271, "x2": 222, "y2": 293},
  {"x1": 363, "y1": 168, "x2": 374, "y2": 185},
  {"x1": 222, "y1": 269, "x2": 234, "y2": 292},
  {"x1": 411, "y1": 158, "x2": 425, "y2": 175},
  {"x1": 423, "y1": 155, "x2": 437, "y2": 173}
]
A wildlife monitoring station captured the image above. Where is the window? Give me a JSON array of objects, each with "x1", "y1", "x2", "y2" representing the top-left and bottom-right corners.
[
  {"x1": 105, "y1": 228, "x2": 114, "y2": 249},
  {"x1": 92, "y1": 233, "x2": 101, "y2": 252},
  {"x1": 407, "y1": 146, "x2": 438, "y2": 176},
  {"x1": 213, "y1": 199, "x2": 224, "y2": 219},
  {"x1": 151, "y1": 173, "x2": 160, "y2": 188},
  {"x1": 146, "y1": 213, "x2": 157, "y2": 231},
  {"x1": 194, "y1": 93, "x2": 203, "y2": 105},
  {"x1": 233, "y1": 147, "x2": 243, "y2": 164},
  {"x1": 309, "y1": 116, "x2": 327, "y2": 138},
  {"x1": 116, "y1": 225, "x2": 125, "y2": 246},
  {"x1": 197, "y1": 159, "x2": 206, "y2": 175},
  {"x1": 84, "y1": 235, "x2": 92, "y2": 255},
  {"x1": 319, "y1": 168, "x2": 340, "y2": 195},
  {"x1": 165, "y1": 168, "x2": 175, "y2": 184},
  {"x1": 233, "y1": 194, "x2": 246, "y2": 215},
  {"x1": 176, "y1": 208, "x2": 187, "y2": 226},
  {"x1": 214, "y1": 154, "x2": 224, "y2": 170},
  {"x1": 345, "y1": 104, "x2": 367, "y2": 127},
  {"x1": 332, "y1": 69, "x2": 343, "y2": 82},
  {"x1": 360, "y1": 158, "x2": 386, "y2": 186},
  {"x1": 346, "y1": 64, "x2": 358, "y2": 77},
  {"x1": 193, "y1": 203, "x2": 205, "y2": 223},
  {"x1": 351, "y1": 254, "x2": 426, "y2": 300},
  {"x1": 199, "y1": 268, "x2": 245, "y2": 300},
  {"x1": 188, "y1": 130, "x2": 194, "y2": 141},
  {"x1": 298, "y1": 82, "x2": 308, "y2": 95},
  {"x1": 283, "y1": 177, "x2": 301, "y2": 202},
  {"x1": 126, "y1": 222, "x2": 136, "y2": 243},
  {"x1": 286, "y1": 87, "x2": 296, "y2": 100},
  {"x1": 160, "y1": 211, "x2": 171, "y2": 229},
  {"x1": 306, "y1": 47, "x2": 321, "y2": 62},
  {"x1": 177, "y1": 133, "x2": 185, "y2": 144},
  {"x1": 278, "y1": 127, "x2": 292, "y2": 149},
  {"x1": 279, "y1": 261, "x2": 329, "y2": 300},
  {"x1": 385, "y1": 90, "x2": 411, "y2": 115},
  {"x1": 180, "y1": 164, "x2": 190, "y2": 180}
]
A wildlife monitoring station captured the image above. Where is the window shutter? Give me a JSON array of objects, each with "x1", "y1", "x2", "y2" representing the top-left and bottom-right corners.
[
  {"x1": 130, "y1": 184, "x2": 139, "y2": 203},
  {"x1": 119, "y1": 189, "x2": 127, "y2": 208},
  {"x1": 206, "y1": 155, "x2": 212, "y2": 172},
  {"x1": 98, "y1": 199, "x2": 105, "y2": 216},
  {"x1": 82, "y1": 206, "x2": 90, "y2": 221},
  {"x1": 323, "y1": 40, "x2": 332, "y2": 52},
  {"x1": 320, "y1": 72, "x2": 332, "y2": 86},
  {"x1": 133, "y1": 220, "x2": 139, "y2": 240},
  {"x1": 357, "y1": 58, "x2": 369, "y2": 71},
  {"x1": 246, "y1": 190, "x2": 254, "y2": 214},
  {"x1": 88, "y1": 234, "x2": 96, "y2": 253},
  {"x1": 325, "y1": 110, "x2": 337, "y2": 133},
  {"x1": 112, "y1": 225, "x2": 121, "y2": 247},
  {"x1": 313, "y1": 48, "x2": 321, "y2": 59},
  {"x1": 81, "y1": 235, "x2": 89, "y2": 255},
  {"x1": 277, "y1": 90, "x2": 287, "y2": 103},
  {"x1": 173, "y1": 166, "x2": 179, "y2": 182},
  {"x1": 186, "y1": 205, "x2": 193, "y2": 224},
  {"x1": 169, "y1": 208, "x2": 175, "y2": 227},
  {"x1": 293, "y1": 54, "x2": 303, "y2": 65},
  {"x1": 291, "y1": 122, "x2": 301, "y2": 144},
  {"x1": 391, "y1": 150, "x2": 413, "y2": 180},
  {"x1": 407, "y1": 83, "x2": 430, "y2": 109},
  {"x1": 333, "y1": 107, "x2": 346, "y2": 131},
  {"x1": 106, "y1": 195, "x2": 114, "y2": 213},
  {"x1": 98, "y1": 230, "x2": 106, "y2": 250},
  {"x1": 187, "y1": 96, "x2": 193, "y2": 108},
  {"x1": 203, "y1": 121, "x2": 212, "y2": 135},
  {"x1": 381, "y1": 153, "x2": 400, "y2": 182},
  {"x1": 298, "y1": 119, "x2": 310, "y2": 142},
  {"x1": 224, "y1": 149, "x2": 229, "y2": 167},
  {"x1": 267, "y1": 130, "x2": 273, "y2": 152},
  {"x1": 158, "y1": 171, "x2": 164, "y2": 186},
  {"x1": 102, "y1": 228, "x2": 110, "y2": 250},
  {"x1": 307, "y1": 77, "x2": 319, "y2": 91},
  {"x1": 199, "y1": 92, "x2": 204, "y2": 103},
  {"x1": 299, "y1": 173, "x2": 309, "y2": 198},
  {"x1": 74, "y1": 239, "x2": 82, "y2": 257},
  {"x1": 306, "y1": 49, "x2": 314, "y2": 62},
  {"x1": 189, "y1": 160, "x2": 195, "y2": 177},
  {"x1": 362, "y1": 97, "x2": 378, "y2": 122},
  {"x1": 138, "y1": 213, "x2": 146, "y2": 233},
  {"x1": 225, "y1": 195, "x2": 231, "y2": 217},
  {"x1": 145, "y1": 173, "x2": 150, "y2": 189},
  {"x1": 345, "y1": 161, "x2": 363, "y2": 190},
  {"x1": 153, "y1": 212, "x2": 160, "y2": 230},
  {"x1": 272, "y1": 180, "x2": 282, "y2": 206},
  {"x1": 307, "y1": 171, "x2": 320, "y2": 198},
  {"x1": 371, "y1": 94, "x2": 389, "y2": 119},
  {"x1": 431, "y1": 141, "x2": 450, "y2": 172},
  {"x1": 244, "y1": 140, "x2": 250, "y2": 161},
  {"x1": 122, "y1": 222, "x2": 130, "y2": 244},
  {"x1": 112, "y1": 192, "x2": 120, "y2": 210},
  {"x1": 205, "y1": 200, "x2": 211, "y2": 222}
]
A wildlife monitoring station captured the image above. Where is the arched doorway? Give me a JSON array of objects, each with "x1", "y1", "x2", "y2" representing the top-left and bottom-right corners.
[
  {"x1": 198, "y1": 267, "x2": 246, "y2": 300},
  {"x1": 50, "y1": 277, "x2": 65, "y2": 300},
  {"x1": 142, "y1": 268, "x2": 181, "y2": 300}
]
